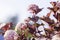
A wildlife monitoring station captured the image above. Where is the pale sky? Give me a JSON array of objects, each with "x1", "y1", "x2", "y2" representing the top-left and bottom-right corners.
[{"x1": 0, "y1": 0, "x2": 59, "y2": 23}]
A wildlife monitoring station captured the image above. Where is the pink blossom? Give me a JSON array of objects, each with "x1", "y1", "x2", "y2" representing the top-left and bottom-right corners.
[{"x1": 4, "y1": 30, "x2": 19, "y2": 40}]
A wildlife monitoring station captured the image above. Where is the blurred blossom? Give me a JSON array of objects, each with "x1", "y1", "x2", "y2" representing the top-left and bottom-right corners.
[
  {"x1": 28, "y1": 4, "x2": 43, "y2": 14},
  {"x1": 4, "y1": 30, "x2": 19, "y2": 40},
  {"x1": 56, "y1": 2, "x2": 60, "y2": 8}
]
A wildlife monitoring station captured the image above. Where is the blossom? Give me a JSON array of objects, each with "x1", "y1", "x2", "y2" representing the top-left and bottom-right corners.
[
  {"x1": 56, "y1": 2, "x2": 60, "y2": 8},
  {"x1": 28, "y1": 4, "x2": 43, "y2": 14},
  {"x1": 50, "y1": 1, "x2": 57, "y2": 7},
  {"x1": 0, "y1": 22, "x2": 13, "y2": 31},
  {"x1": 52, "y1": 34, "x2": 60, "y2": 40},
  {"x1": 4, "y1": 30, "x2": 19, "y2": 40}
]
